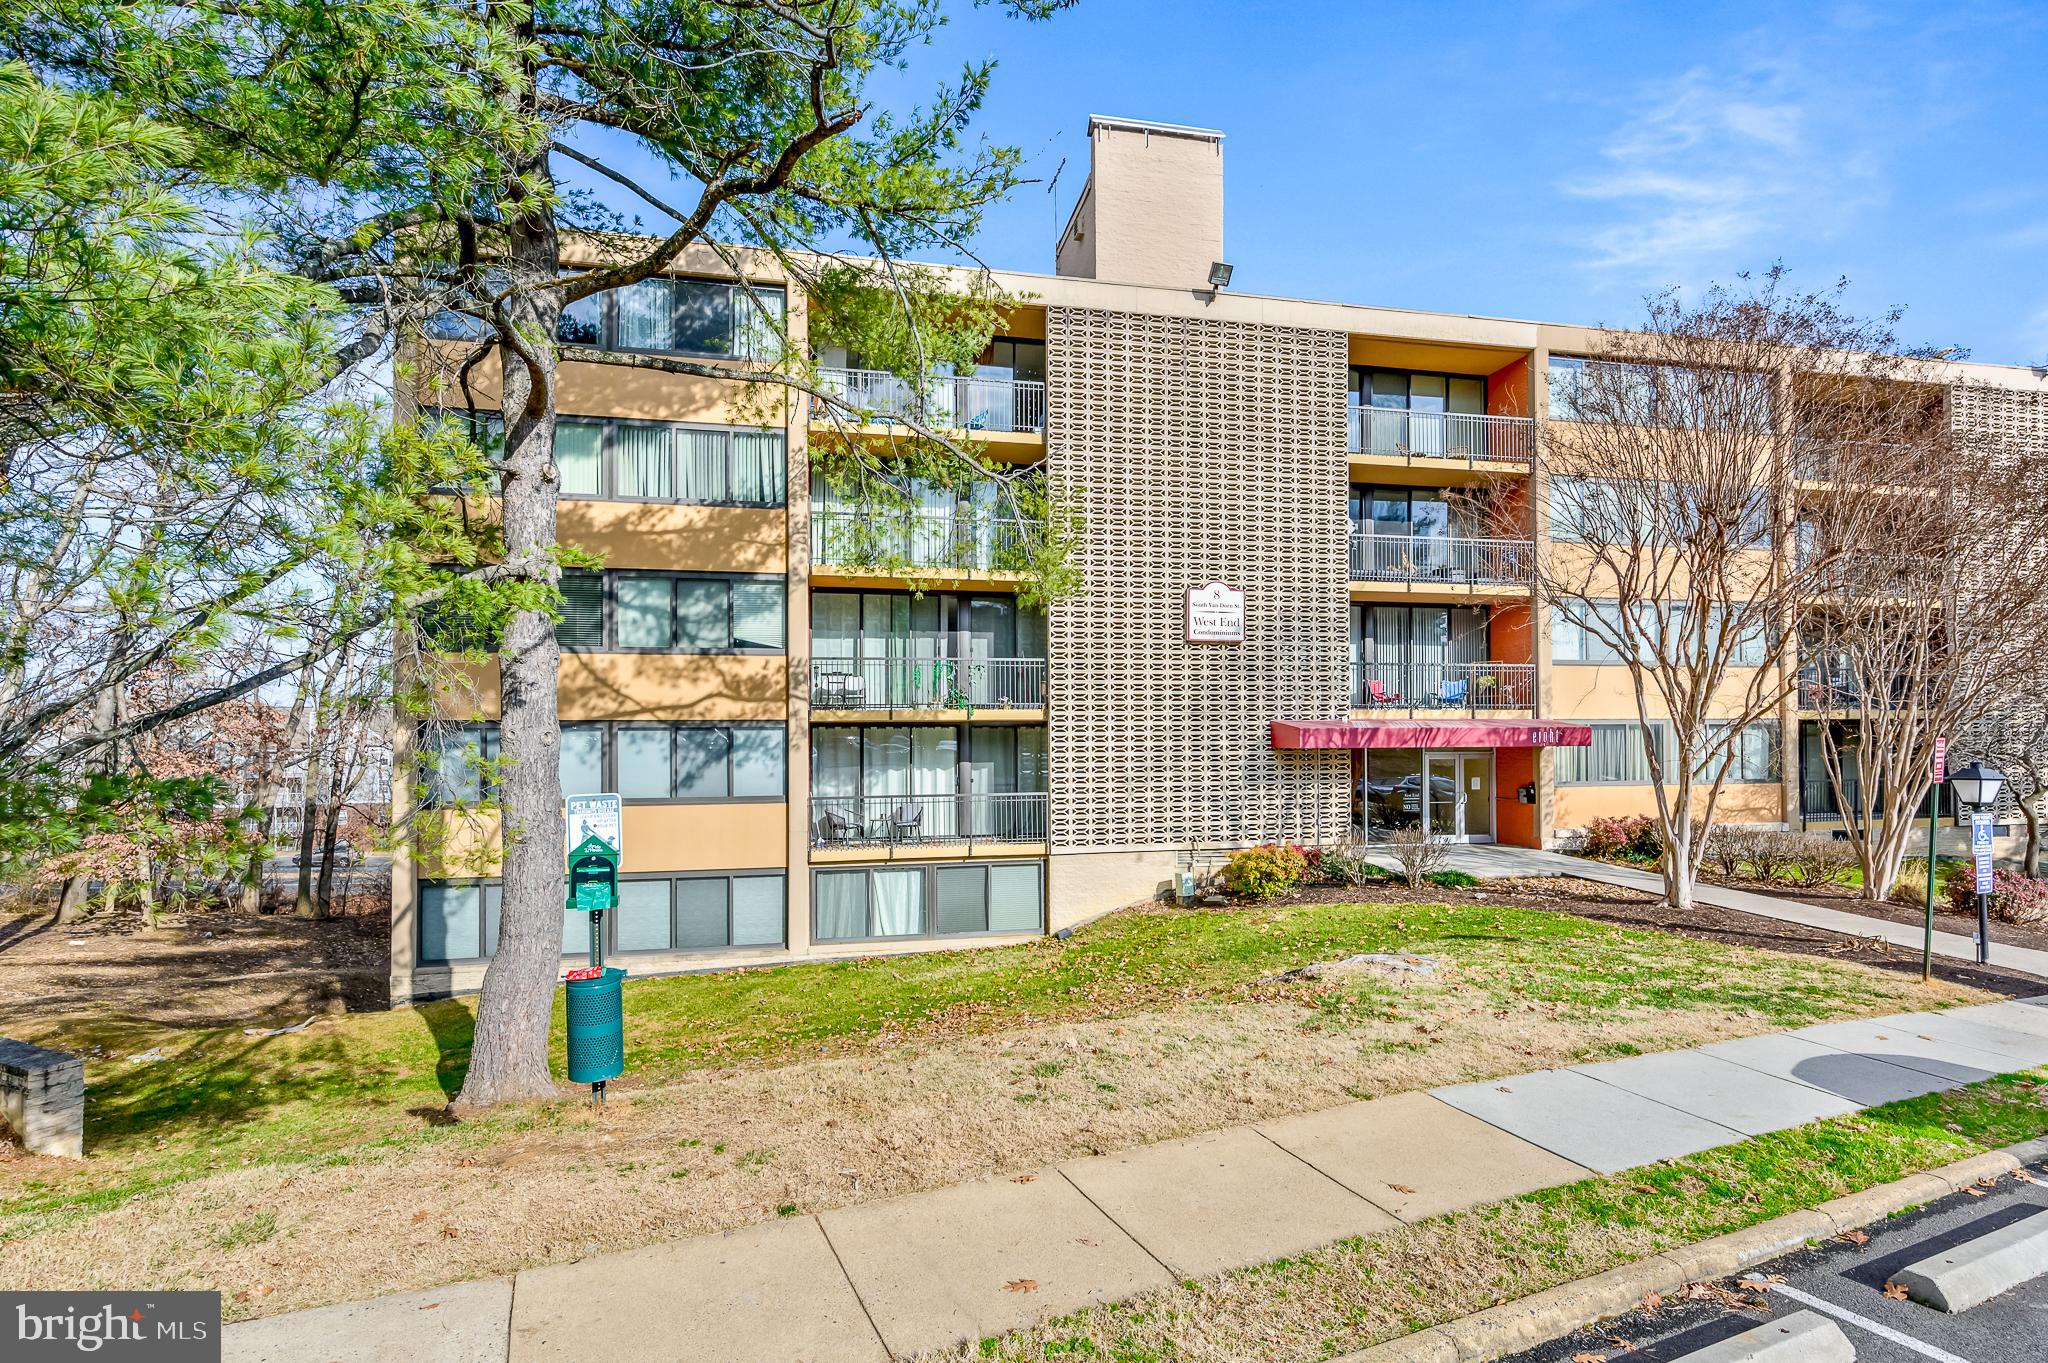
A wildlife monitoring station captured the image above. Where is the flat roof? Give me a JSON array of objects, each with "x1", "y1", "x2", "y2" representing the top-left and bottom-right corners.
[{"x1": 1087, "y1": 114, "x2": 1224, "y2": 141}]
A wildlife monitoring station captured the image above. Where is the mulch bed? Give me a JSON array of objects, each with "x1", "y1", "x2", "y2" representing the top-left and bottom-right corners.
[{"x1": 1256, "y1": 875, "x2": 2048, "y2": 999}]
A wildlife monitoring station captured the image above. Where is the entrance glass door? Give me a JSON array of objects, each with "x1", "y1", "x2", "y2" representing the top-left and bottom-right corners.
[
  {"x1": 1424, "y1": 755, "x2": 1460, "y2": 840},
  {"x1": 1422, "y1": 753, "x2": 1495, "y2": 842}
]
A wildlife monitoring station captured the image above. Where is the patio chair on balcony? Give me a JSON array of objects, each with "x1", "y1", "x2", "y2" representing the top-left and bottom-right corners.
[
  {"x1": 816, "y1": 670, "x2": 864, "y2": 710},
  {"x1": 1436, "y1": 678, "x2": 1469, "y2": 708},
  {"x1": 818, "y1": 805, "x2": 860, "y2": 845},
  {"x1": 889, "y1": 802, "x2": 925, "y2": 843},
  {"x1": 1365, "y1": 678, "x2": 1403, "y2": 706}
]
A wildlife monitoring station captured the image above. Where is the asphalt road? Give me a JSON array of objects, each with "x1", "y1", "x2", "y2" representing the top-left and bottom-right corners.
[{"x1": 1499, "y1": 1172, "x2": 2048, "y2": 1363}]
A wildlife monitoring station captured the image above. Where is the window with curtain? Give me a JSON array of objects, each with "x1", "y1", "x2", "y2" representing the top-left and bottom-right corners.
[
  {"x1": 554, "y1": 572, "x2": 786, "y2": 652},
  {"x1": 1556, "y1": 722, "x2": 1675, "y2": 784},
  {"x1": 555, "y1": 418, "x2": 605, "y2": 497},
  {"x1": 566, "y1": 723, "x2": 784, "y2": 800},
  {"x1": 1699, "y1": 720, "x2": 1780, "y2": 783},
  {"x1": 615, "y1": 421, "x2": 673, "y2": 500},
  {"x1": 814, "y1": 862, "x2": 1042, "y2": 942},
  {"x1": 599, "y1": 278, "x2": 786, "y2": 359}
]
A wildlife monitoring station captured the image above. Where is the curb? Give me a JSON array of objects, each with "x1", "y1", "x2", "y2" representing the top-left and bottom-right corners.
[{"x1": 1334, "y1": 1136, "x2": 2048, "y2": 1363}]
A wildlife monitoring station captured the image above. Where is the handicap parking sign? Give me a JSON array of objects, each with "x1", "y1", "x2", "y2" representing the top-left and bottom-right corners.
[{"x1": 1972, "y1": 813, "x2": 1995, "y2": 895}]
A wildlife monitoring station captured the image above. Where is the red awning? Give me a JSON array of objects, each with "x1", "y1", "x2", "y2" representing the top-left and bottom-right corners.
[{"x1": 1271, "y1": 719, "x2": 1593, "y2": 750}]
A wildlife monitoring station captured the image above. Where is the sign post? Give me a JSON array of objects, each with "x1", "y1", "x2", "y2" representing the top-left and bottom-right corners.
[
  {"x1": 563, "y1": 794, "x2": 625, "y2": 1103},
  {"x1": 1971, "y1": 809, "x2": 1995, "y2": 966},
  {"x1": 1924, "y1": 737, "x2": 1946, "y2": 983}
]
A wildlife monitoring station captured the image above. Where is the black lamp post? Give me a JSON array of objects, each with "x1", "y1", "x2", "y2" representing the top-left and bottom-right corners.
[{"x1": 1949, "y1": 760, "x2": 2006, "y2": 964}]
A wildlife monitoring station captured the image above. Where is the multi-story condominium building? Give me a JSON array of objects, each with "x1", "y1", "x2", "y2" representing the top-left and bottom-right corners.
[{"x1": 388, "y1": 114, "x2": 2048, "y2": 1004}]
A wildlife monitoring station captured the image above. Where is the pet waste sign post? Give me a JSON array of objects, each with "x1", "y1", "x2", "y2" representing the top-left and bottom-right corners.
[{"x1": 564, "y1": 793, "x2": 625, "y2": 1103}]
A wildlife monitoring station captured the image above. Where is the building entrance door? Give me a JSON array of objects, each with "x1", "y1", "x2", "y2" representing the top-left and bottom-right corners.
[{"x1": 1422, "y1": 752, "x2": 1495, "y2": 842}]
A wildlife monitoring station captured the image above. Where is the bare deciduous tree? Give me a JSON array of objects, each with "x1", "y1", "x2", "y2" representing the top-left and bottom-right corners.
[{"x1": 1520, "y1": 268, "x2": 1945, "y2": 911}]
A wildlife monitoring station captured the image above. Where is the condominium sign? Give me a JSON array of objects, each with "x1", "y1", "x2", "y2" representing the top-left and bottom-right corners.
[{"x1": 1184, "y1": 581, "x2": 1245, "y2": 643}]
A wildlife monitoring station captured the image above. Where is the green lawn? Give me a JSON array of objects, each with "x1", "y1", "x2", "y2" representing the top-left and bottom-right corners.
[
  {"x1": 1, "y1": 897, "x2": 1974, "y2": 1241},
  {"x1": 961, "y1": 1067, "x2": 2048, "y2": 1362}
]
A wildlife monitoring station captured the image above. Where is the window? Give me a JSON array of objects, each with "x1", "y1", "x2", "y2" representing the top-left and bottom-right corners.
[
  {"x1": 813, "y1": 861, "x2": 1043, "y2": 942},
  {"x1": 552, "y1": 418, "x2": 786, "y2": 507},
  {"x1": 418, "y1": 872, "x2": 785, "y2": 962},
  {"x1": 421, "y1": 725, "x2": 498, "y2": 806},
  {"x1": 558, "y1": 721, "x2": 786, "y2": 801},
  {"x1": 425, "y1": 721, "x2": 783, "y2": 805},
  {"x1": 600, "y1": 277, "x2": 786, "y2": 359},
  {"x1": 1556, "y1": 722, "x2": 1674, "y2": 785},
  {"x1": 1548, "y1": 355, "x2": 1774, "y2": 430},
  {"x1": 1554, "y1": 600, "x2": 1769, "y2": 666},
  {"x1": 555, "y1": 571, "x2": 786, "y2": 653},
  {"x1": 1700, "y1": 721, "x2": 1780, "y2": 784}
]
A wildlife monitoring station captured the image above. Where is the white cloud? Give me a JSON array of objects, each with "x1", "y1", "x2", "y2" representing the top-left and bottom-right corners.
[{"x1": 1561, "y1": 62, "x2": 1881, "y2": 274}]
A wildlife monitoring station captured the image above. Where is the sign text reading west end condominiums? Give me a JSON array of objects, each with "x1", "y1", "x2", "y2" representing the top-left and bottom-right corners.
[{"x1": 1185, "y1": 582, "x2": 1245, "y2": 644}]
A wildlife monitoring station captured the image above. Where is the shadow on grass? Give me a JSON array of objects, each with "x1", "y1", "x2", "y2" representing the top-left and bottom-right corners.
[{"x1": 417, "y1": 999, "x2": 475, "y2": 1101}]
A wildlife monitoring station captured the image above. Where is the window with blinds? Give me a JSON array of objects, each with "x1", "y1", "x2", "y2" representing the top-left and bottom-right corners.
[
  {"x1": 419, "y1": 872, "x2": 785, "y2": 962},
  {"x1": 600, "y1": 277, "x2": 786, "y2": 360},
  {"x1": 554, "y1": 417, "x2": 785, "y2": 506},
  {"x1": 1699, "y1": 720, "x2": 1781, "y2": 784},
  {"x1": 555, "y1": 570, "x2": 786, "y2": 653},
  {"x1": 1555, "y1": 722, "x2": 1674, "y2": 785},
  {"x1": 559, "y1": 721, "x2": 785, "y2": 801}
]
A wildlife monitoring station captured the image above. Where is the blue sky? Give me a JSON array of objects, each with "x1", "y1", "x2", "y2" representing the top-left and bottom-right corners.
[{"x1": 566, "y1": 1, "x2": 2048, "y2": 366}]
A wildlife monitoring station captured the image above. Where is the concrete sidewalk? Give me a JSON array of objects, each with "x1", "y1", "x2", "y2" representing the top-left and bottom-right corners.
[
  {"x1": 1411, "y1": 843, "x2": 2048, "y2": 981},
  {"x1": 223, "y1": 996, "x2": 2048, "y2": 1363}
]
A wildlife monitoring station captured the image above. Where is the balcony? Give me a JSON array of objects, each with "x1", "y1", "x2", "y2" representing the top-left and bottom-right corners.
[
  {"x1": 1352, "y1": 661, "x2": 1535, "y2": 713},
  {"x1": 810, "y1": 792, "x2": 1048, "y2": 849},
  {"x1": 813, "y1": 508, "x2": 1034, "y2": 574},
  {"x1": 814, "y1": 367, "x2": 1046, "y2": 435},
  {"x1": 1348, "y1": 409, "x2": 1534, "y2": 465},
  {"x1": 811, "y1": 657, "x2": 1047, "y2": 712},
  {"x1": 1349, "y1": 532, "x2": 1532, "y2": 586}
]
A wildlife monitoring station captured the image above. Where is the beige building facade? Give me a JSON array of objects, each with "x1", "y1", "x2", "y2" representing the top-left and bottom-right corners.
[{"x1": 388, "y1": 115, "x2": 2048, "y2": 1004}]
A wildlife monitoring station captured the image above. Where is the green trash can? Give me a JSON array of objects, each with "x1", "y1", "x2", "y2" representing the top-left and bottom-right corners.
[{"x1": 564, "y1": 966, "x2": 626, "y2": 1084}]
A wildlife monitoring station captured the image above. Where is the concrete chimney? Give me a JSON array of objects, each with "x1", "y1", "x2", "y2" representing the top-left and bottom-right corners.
[{"x1": 1055, "y1": 115, "x2": 1224, "y2": 290}]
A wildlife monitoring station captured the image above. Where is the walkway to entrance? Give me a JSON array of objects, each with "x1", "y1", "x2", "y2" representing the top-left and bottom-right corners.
[{"x1": 1389, "y1": 843, "x2": 2048, "y2": 981}]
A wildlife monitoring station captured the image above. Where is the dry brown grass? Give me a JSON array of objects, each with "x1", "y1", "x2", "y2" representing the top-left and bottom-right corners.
[{"x1": 4, "y1": 957, "x2": 1977, "y2": 1320}]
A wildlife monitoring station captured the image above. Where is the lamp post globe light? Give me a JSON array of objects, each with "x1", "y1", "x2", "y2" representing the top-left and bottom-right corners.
[
  {"x1": 1948, "y1": 760, "x2": 2006, "y2": 966},
  {"x1": 1949, "y1": 760, "x2": 2005, "y2": 811}
]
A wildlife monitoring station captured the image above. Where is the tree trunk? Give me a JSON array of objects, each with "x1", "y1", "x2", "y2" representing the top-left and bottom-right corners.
[
  {"x1": 457, "y1": 121, "x2": 568, "y2": 1108},
  {"x1": 54, "y1": 875, "x2": 91, "y2": 925},
  {"x1": 2023, "y1": 796, "x2": 2042, "y2": 879},
  {"x1": 315, "y1": 759, "x2": 348, "y2": 916},
  {"x1": 294, "y1": 768, "x2": 319, "y2": 917}
]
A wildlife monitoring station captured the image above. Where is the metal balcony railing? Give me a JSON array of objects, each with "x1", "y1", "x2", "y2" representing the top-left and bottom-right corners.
[
  {"x1": 1347, "y1": 408, "x2": 1534, "y2": 464},
  {"x1": 810, "y1": 657, "x2": 1047, "y2": 711},
  {"x1": 1348, "y1": 532, "x2": 1533, "y2": 585},
  {"x1": 1351, "y1": 661, "x2": 1535, "y2": 712},
  {"x1": 814, "y1": 367, "x2": 1047, "y2": 434},
  {"x1": 810, "y1": 792, "x2": 1048, "y2": 848},
  {"x1": 813, "y1": 508, "x2": 1034, "y2": 573}
]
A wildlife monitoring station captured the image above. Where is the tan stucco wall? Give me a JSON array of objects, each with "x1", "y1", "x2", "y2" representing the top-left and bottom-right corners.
[
  {"x1": 559, "y1": 502, "x2": 786, "y2": 574},
  {"x1": 1056, "y1": 120, "x2": 1223, "y2": 291},
  {"x1": 1047, "y1": 847, "x2": 1234, "y2": 931},
  {"x1": 1555, "y1": 782, "x2": 1787, "y2": 832},
  {"x1": 410, "y1": 804, "x2": 788, "y2": 879},
  {"x1": 431, "y1": 653, "x2": 788, "y2": 723}
]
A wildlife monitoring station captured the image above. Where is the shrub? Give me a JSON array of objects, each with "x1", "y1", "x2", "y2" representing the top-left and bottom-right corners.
[
  {"x1": 1706, "y1": 826, "x2": 1774, "y2": 880},
  {"x1": 1787, "y1": 833, "x2": 1859, "y2": 888},
  {"x1": 1425, "y1": 869, "x2": 1480, "y2": 889},
  {"x1": 1945, "y1": 865, "x2": 2048, "y2": 925},
  {"x1": 1891, "y1": 857, "x2": 1936, "y2": 908},
  {"x1": 1382, "y1": 827, "x2": 1450, "y2": 887},
  {"x1": 1317, "y1": 844, "x2": 1389, "y2": 887},
  {"x1": 1581, "y1": 815, "x2": 1662, "y2": 863},
  {"x1": 1221, "y1": 843, "x2": 1310, "y2": 900},
  {"x1": 1743, "y1": 830, "x2": 1803, "y2": 883}
]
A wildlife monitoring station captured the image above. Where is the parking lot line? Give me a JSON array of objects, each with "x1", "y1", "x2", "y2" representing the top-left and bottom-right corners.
[{"x1": 1770, "y1": 1283, "x2": 1978, "y2": 1363}]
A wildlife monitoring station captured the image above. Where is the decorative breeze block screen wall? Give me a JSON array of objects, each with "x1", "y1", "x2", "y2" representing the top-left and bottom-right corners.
[{"x1": 1045, "y1": 306, "x2": 1352, "y2": 851}]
